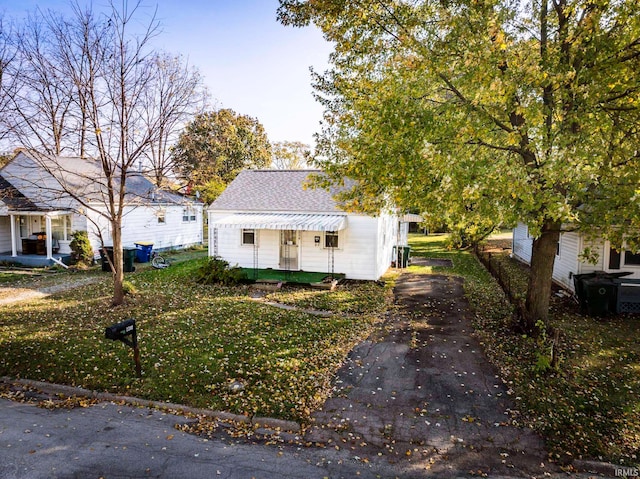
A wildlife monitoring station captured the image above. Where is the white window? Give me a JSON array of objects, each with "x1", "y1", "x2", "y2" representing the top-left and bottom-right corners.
[
  {"x1": 242, "y1": 229, "x2": 255, "y2": 245},
  {"x1": 182, "y1": 206, "x2": 197, "y2": 222},
  {"x1": 325, "y1": 231, "x2": 339, "y2": 248},
  {"x1": 157, "y1": 210, "x2": 166, "y2": 224}
]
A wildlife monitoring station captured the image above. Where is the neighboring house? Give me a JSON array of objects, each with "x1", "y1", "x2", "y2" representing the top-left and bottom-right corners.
[
  {"x1": 512, "y1": 222, "x2": 640, "y2": 292},
  {"x1": 0, "y1": 150, "x2": 203, "y2": 267},
  {"x1": 208, "y1": 169, "x2": 409, "y2": 281}
]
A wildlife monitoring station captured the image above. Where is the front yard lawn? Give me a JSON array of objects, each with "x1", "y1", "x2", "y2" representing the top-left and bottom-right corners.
[
  {"x1": 0, "y1": 258, "x2": 391, "y2": 422},
  {"x1": 408, "y1": 233, "x2": 640, "y2": 466}
]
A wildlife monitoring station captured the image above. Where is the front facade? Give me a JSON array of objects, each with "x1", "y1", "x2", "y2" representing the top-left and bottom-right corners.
[
  {"x1": 0, "y1": 150, "x2": 202, "y2": 266},
  {"x1": 512, "y1": 222, "x2": 640, "y2": 292},
  {"x1": 208, "y1": 170, "x2": 401, "y2": 281}
]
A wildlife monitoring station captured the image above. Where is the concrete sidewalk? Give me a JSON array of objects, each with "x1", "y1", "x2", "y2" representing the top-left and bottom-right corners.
[{"x1": 306, "y1": 272, "x2": 555, "y2": 477}]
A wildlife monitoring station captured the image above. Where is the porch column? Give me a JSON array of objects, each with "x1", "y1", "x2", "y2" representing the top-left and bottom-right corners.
[
  {"x1": 9, "y1": 214, "x2": 17, "y2": 257},
  {"x1": 45, "y1": 214, "x2": 53, "y2": 258}
]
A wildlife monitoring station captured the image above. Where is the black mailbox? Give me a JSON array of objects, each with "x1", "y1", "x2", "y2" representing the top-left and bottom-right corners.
[
  {"x1": 104, "y1": 318, "x2": 141, "y2": 377},
  {"x1": 105, "y1": 318, "x2": 136, "y2": 341}
]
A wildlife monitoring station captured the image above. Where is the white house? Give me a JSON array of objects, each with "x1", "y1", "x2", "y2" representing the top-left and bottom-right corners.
[
  {"x1": 512, "y1": 222, "x2": 640, "y2": 292},
  {"x1": 0, "y1": 150, "x2": 203, "y2": 267},
  {"x1": 208, "y1": 169, "x2": 408, "y2": 281}
]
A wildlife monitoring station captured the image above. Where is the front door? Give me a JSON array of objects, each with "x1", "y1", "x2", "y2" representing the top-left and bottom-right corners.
[{"x1": 280, "y1": 230, "x2": 299, "y2": 270}]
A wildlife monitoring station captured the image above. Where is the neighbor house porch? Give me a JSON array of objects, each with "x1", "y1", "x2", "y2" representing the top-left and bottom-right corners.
[{"x1": 0, "y1": 251, "x2": 72, "y2": 267}]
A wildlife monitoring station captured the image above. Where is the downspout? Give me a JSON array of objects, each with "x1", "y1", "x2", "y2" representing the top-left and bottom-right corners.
[{"x1": 50, "y1": 256, "x2": 69, "y2": 269}]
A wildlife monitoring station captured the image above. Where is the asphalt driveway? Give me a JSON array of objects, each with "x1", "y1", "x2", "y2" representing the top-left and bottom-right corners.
[{"x1": 306, "y1": 271, "x2": 556, "y2": 477}]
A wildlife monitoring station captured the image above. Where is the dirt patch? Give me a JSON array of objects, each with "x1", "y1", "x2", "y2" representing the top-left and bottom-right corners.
[{"x1": 0, "y1": 276, "x2": 102, "y2": 305}]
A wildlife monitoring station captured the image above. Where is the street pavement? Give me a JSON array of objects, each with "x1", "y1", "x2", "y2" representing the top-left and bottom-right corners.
[{"x1": 1, "y1": 398, "x2": 404, "y2": 479}]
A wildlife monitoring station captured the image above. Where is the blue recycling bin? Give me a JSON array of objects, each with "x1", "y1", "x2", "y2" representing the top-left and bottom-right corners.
[{"x1": 134, "y1": 242, "x2": 153, "y2": 263}]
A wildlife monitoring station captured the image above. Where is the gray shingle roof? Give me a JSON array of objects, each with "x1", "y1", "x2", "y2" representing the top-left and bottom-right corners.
[
  {"x1": 0, "y1": 175, "x2": 40, "y2": 211},
  {"x1": 4, "y1": 150, "x2": 192, "y2": 206},
  {"x1": 209, "y1": 170, "x2": 346, "y2": 213}
]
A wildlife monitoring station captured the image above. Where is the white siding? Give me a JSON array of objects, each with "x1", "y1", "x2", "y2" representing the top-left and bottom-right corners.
[
  {"x1": 578, "y1": 237, "x2": 605, "y2": 275},
  {"x1": 398, "y1": 222, "x2": 409, "y2": 246},
  {"x1": 376, "y1": 213, "x2": 397, "y2": 279},
  {"x1": 512, "y1": 222, "x2": 533, "y2": 263},
  {"x1": 0, "y1": 216, "x2": 11, "y2": 252},
  {"x1": 512, "y1": 224, "x2": 623, "y2": 292},
  {"x1": 552, "y1": 231, "x2": 580, "y2": 291},
  {"x1": 208, "y1": 212, "x2": 386, "y2": 280},
  {"x1": 86, "y1": 204, "x2": 203, "y2": 253}
]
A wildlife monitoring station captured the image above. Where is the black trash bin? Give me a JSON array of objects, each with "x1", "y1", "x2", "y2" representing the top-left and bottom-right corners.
[
  {"x1": 584, "y1": 278, "x2": 618, "y2": 317},
  {"x1": 100, "y1": 247, "x2": 114, "y2": 272},
  {"x1": 572, "y1": 272, "x2": 599, "y2": 313},
  {"x1": 573, "y1": 271, "x2": 632, "y2": 314},
  {"x1": 101, "y1": 247, "x2": 137, "y2": 273},
  {"x1": 123, "y1": 247, "x2": 137, "y2": 273}
]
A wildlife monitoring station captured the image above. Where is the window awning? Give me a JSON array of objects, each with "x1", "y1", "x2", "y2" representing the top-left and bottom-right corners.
[
  {"x1": 402, "y1": 213, "x2": 423, "y2": 223},
  {"x1": 210, "y1": 213, "x2": 347, "y2": 231}
]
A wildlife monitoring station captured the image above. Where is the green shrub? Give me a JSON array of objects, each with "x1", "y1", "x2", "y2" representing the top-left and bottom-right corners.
[
  {"x1": 122, "y1": 280, "x2": 138, "y2": 296},
  {"x1": 69, "y1": 231, "x2": 94, "y2": 266},
  {"x1": 195, "y1": 256, "x2": 246, "y2": 285}
]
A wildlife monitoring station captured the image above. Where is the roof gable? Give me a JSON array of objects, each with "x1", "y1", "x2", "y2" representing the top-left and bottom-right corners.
[
  {"x1": 209, "y1": 170, "x2": 347, "y2": 213},
  {"x1": 0, "y1": 175, "x2": 40, "y2": 211}
]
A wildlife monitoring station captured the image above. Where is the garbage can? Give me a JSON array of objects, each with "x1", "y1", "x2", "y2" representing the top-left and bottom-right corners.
[
  {"x1": 134, "y1": 242, "x2": 153, "y2": 263},
  {"x1": 100, "y1": 247, "x2": 114, "y2": 272},
  {"x1": 572, "y1": 272, "x2": 599, "y2": 313},
  {"x1": 393, "y1": 245, "x2": 411, "y2": 268},
  {"x1": 584, "y1": 278, "x2": 618, "y2": 317},
  {"x1": 101, "y1": 247, "x2": 137, "y2": 273},
  {"x1": 123, "y1": 247, "x2": 137, "y2": 273}
]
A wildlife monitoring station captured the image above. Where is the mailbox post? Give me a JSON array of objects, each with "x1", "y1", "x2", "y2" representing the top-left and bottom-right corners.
[{"x1": 105, "y1": 318, "x2": 141, "y2": 378}]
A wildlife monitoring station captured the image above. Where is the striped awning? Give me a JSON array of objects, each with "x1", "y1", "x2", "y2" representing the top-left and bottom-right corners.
[
  {"x1": 402, "y1": 213, "x2": 423, "y2": 223},
  {"x1": 210, "y1": 213, "x2": 347, "y2": 231}
]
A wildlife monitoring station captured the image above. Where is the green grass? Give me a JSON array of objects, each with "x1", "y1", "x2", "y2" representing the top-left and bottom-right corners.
[
  {"x1": 408, "y1": 233, "x2": 640, "y2": 466},
  {"x1": 239, "y1": 268, "x2": 345, "y2": 284},
  {"x1": 0, "y1": 257, "x2": 389, "y2": 422},
  {"x1": 0, "y1": 272, "x2": 28, "y2": 284},
  {"x1": 267, "y1": 280, "x2": 393, "y2": 314}
]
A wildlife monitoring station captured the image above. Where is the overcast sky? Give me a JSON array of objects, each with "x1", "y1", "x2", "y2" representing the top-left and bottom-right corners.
[{"x1": 0, "y1": 0, "x2": 334, "y2": 147}]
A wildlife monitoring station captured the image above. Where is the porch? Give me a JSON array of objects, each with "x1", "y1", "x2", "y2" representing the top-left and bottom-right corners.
[{"x1": 0, "y1": 252, "x2": 72, "y2": 268}]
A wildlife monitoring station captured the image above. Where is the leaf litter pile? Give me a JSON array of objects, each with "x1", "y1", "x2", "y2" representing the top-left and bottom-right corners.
[{"x1": 0, "y1": 258, "x2": 391, "y2": 423}]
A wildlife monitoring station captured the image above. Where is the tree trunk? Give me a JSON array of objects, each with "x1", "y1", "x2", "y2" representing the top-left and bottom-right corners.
[
  {"x1": 111, "y1": 219, "x2": 125, "y2": 306},
  {"x1": 523, "y1": 220, "x2": 560, "y2": 332}
]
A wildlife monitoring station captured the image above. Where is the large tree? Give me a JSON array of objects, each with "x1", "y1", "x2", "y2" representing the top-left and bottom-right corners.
[
  {"x1": 271, "y1": 140, "x2": 310, "y2": 169},
  {"x1": 279, "y1": 0, "x2": 640, "y2": 330},
  {"x1": 172, "y1": 108, "x2": 272, "y2": 203},
  {"x1": 0, "y1": 1, "x2": 206, "y2": 305}
]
